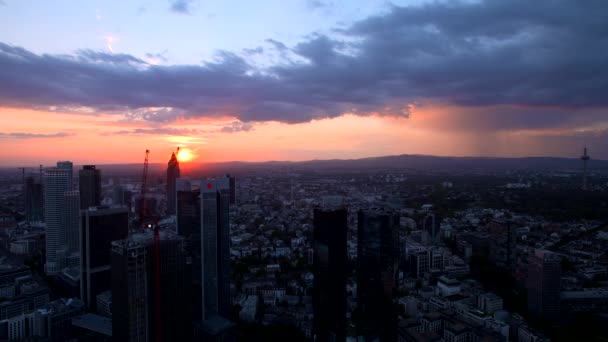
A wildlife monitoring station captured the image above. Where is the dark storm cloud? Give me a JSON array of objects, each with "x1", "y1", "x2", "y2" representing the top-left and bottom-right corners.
[
  {"x1": 0, "y1": 132, "x2": 74, "y2": 139},
  {"x1": 0, "y1": 0, "x2": 607, "y2": 128},
  {"x1": 169, "y1": 0, "x2": 195, "y2": 14}
]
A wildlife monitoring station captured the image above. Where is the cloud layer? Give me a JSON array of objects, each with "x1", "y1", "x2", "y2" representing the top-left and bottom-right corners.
[
  {"x1": 0, "y1": 0, "x2": 607, "y2": 130},
  {"x1": 0, "y1": 132, "x2": 73, "y2": 139}
]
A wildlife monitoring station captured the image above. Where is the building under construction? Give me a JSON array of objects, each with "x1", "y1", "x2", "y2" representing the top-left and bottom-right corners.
[{"x1": 111, "y1": 230, "x2": 192, "y2": 342}]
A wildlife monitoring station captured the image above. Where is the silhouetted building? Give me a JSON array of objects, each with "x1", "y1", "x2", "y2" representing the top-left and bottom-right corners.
[
  {"x1": 80, "y1": 206, "x2": 129, "y2": 309},
  {"x1": 44, "y1": 167, "x2": 71, "y2": 275},
  {"x1": 201, "y1": 177, "x2": 231, "y2": 321},
  {"x1": 24, "y1": 175, "x2": 43, "y2": 222},
  {"x1": 527, "y1": 250, "x2": 561, "y2": 321},
  {"x1": 79, "y1": 165, "x2": 101, "y2": 210},
  {"x1": 422, "y1": 213, "x2": 441, "y2": 244},
  {"x1": 176, "y1": 178, "x2": 201, "y2": 238},
  {"x1": 64, "y1": 190, "x2": 80, "y2": 263},
  {"x1": 313, "y1": 208, "x2": 347, "y2": 342},
  {"x1": 487, "y1": 219, "x2": 517, "y2": 271},
  {"x1": 226, "y1": 174, "x2": 236, "y2": 205},
  {"x1": 357, "y1": 208, "x2": 400, "y2": 341},
  {"x1": 111, "y1": 230, "x2": 192, "y2": 342},
  {"x1": 166, "y1": 152, "x2": 180, "y2": 215}
]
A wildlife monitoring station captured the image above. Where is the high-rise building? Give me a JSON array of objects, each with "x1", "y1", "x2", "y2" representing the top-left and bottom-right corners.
[
  {"x1": 487, "y1": 219, "x2": 517, "y2": 271},
  {"x1": 64, "y1": 190, "x2": 80, "y2": 256},
  {"x1": 527, "y1": 250, "x2": 561, "y2": 321},
  {"x1": 313, "y1": 208, "x2": 347, "y2": 342},
  {"x1": 56, "y1": 161, "x2": 73, "y2": 190},
  {"x1": 80, "y1": 206, "x2": 129, "y2": 309},
  {"x1": 176, "y1": 178, "x2": 201, "y2": 238},
  {"x1": 166, "y1": 151, "x2": 180, "y2": 215},
  {"x1": 111, "y1": 230, "x2": 192, "y2": 342},
  {"x1": 44, "y1": 168, "x2": 70, "y2": 275},
  {"x1": 200, "y1": 177, "x2": 231, "y2": 321},
  {"x1": 226, "y1": 174, "x2": 236, "y2": 205},
  {"x1": 79, "y1": 165, "x2": 101, "y2": 209},
  {"x1": 357, "y1": 208, "x2": 400, "y2": 341},
  {"x1": 24, "y1": 175, "x2": 44, "y2": 222}
]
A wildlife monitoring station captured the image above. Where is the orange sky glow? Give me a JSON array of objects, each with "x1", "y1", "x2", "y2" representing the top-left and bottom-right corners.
[{"x1": 0, "y1": 104, "x2": 602, "y2": 167}]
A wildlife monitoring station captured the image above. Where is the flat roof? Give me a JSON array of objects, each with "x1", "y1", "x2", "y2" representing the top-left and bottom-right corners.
[{"x1": 71, "y1": 313, "x2": 112, "y2": 336}]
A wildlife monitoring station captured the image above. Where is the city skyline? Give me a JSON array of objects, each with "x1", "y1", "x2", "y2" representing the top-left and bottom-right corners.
[{"x1": 1, "y1": 0, "x2": 608, "y2": 165}]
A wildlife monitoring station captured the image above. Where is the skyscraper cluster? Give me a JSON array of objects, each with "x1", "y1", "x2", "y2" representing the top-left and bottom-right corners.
[{"x1": 312, "y1": 205, "x2": 400, "y2": 342}]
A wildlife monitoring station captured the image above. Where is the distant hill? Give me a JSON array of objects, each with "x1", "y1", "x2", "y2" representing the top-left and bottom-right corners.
[
  {"x1": 100, "y1": 154, "x2": 608, "y2": 176},
  {"x1": 3, "y1": 154, "x2": 605, "y2": 177}
]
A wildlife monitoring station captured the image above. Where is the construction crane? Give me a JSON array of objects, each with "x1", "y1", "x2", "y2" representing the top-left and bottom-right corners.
[
  {"x1": 139, "y1": 150, "x2": 150, "y2": 226},
  {"x1": 138, "y1": 149, "x2": 162, "y2": 342}
]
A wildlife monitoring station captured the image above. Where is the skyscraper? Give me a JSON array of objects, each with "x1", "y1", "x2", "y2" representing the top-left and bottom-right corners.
[
  {"x1": 201, "y1": 177, "x2": 231, "y2": 321},
  {"x1": 111, "y1": 230, "x2": 192, "y2": 342},
  {"x1": 24, "y1": 175, "x2": 43, "y2": 222},
  {"x1": 527, "y1": 250, "x2": 561, "y2": 321},
  {"x1": 357, "y1": 208, "x2": 400, "y2": 341},
  {"x1": 166, "y1": 152, "x2": 180, "y2": 215},
  {"x1": 80, "y1": 206, "x2": 129, "y2": 309},
  {"x1": 226, "y1": 174, "x2": 236, "y2": 205},
  {"x1": 44, "y1": 168, "x2": 70, "y2": 275},
  {"x1": 313, "y1": 208, "x2": 347, "y2": 342},
  {"x1": 79, "y1": 165, "x2": 101, "y2": 209},
  {"x1": 64, "y1": 190, "x2": 80, "y2": 256},
  {"x1": 176, "y1": 178, "x2": 201, "y2": 238},
  {"x1": 56, "y1": 161, "x2": 73, "y2": 190}
]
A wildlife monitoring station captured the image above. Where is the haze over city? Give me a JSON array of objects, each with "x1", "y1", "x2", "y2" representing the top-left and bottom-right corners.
[{"x1": 1, "y1": 0, "x2": 607, "y2": 166}]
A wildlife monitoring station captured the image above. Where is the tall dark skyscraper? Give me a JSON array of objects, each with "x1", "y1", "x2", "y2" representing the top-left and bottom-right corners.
[
  {"x1": 527, "y1": 249, "x2": 561, "y2": 321},
  {"x1": 313, "y1": 208, "x2": 347, "y2": 342},
  {"x1": 80, "y1": 206, "x2": 129, "y2": 309},
  {"x1": 79, "y1": 165, "x2": 101, "y2": 210},
  {"x1": 24, "y1": 175, "x2": 43, "y2": 222},
  {"x1": 226, "y1": 174, "x2": 236, "y2": 205},
  {"x1": 176, "y1": 178, "x2": 201, "y2": 239},
  {"x1": 166, "y1": 151, "x2": 180, "y2": 215},
  {"x1": 44, "y1": 167, "x2": 70, "y2": 275},
  {"x1": 201, "y1": 177, "x2": 231, "y2": 321},
  {"x1": 357, "y1": 208, "x2": 400, "y2": 341},
  {"x1": 111, "y1": 230, "x2": 192, "y2": 342}
]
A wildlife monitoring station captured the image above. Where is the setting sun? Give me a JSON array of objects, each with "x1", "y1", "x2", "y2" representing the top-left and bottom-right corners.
[{"x1": 176, "y1": 148, "x2": 194, "y2": 162}]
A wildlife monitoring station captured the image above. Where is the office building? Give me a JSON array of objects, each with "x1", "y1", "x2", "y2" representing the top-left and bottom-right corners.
[
  {"x1": 64, "y1": 191, "x2": 80, "y2": 255},
  {"x1": 56, "y1": 161, "x2": 73, "y2": 190},
  {"x1": 201, "y1": 177, "x2": 231, "y2": 321},
  {"x1": 24, "y1": 175, "x2": 43, "y2": 222},
  {"x1": 226, "y1": 174, "x2": 236, "y2": 205},
  {"x1": 357, "y1": 208, "x2": 400, "y2": 341},
  {"x1": 313, "y1": 208, "x2": 347, "y2": 342},
  {"x1": 527, "y1": 250, "x2": 561, "y2": 321},
  {"x1": 176, "y1": 178, "x2": 201, "y2": 238},
  {"x1": 80, "y1": 206, "x2": 129, "y2": 309},
  {"x1": 111, "y1": 230, "x2": 192, "y2": 342},
  {"x1": 44, "y1": 168, "x2": 70, "y2": 275},
  {"x1": 79, "y1": 165, "x2": 101, "y2": 209},
  {"x1": 487, "y1": 219, "x2": 517, "y2": 271},
  {"x1": 166, "y1": 151, "x2": 180, "y2": 215}
]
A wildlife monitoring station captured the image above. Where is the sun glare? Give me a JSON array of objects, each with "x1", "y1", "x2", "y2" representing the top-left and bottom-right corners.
[{"x1": 177, "y1": 148, "x2": 194, "y2": 162}]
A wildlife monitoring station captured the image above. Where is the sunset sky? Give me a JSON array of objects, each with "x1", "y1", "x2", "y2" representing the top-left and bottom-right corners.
[{"x1": 1, "y1": 0, "x2": 607, "y2": 166}]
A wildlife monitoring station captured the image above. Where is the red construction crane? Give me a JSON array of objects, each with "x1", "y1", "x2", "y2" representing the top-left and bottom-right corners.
[
  {"x1": 139, "y1": 149, "x2": 150, "y2": 226},
  {"x1": 139, "y1": 149, "x2": 162, "y2": 342}
]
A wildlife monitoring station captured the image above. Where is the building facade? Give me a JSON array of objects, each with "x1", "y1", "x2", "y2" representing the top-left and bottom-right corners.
[
  {"x1": 313, "y1": 208, "x2": 347, "y2": 342},
  {"x1": 357, "y1": 208, "x2": 400, "y2": 341},
  {"x1": 80, "y1": 206, "x2": 129, "y2": 309},
  {"x1": 79, "y1": 165, "x2": 101, "y2": 210}
]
